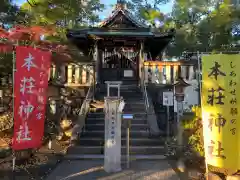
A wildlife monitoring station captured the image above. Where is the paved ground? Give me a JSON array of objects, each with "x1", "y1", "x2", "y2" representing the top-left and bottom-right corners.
[{"x1": 45, "y1": 160, "x2": 179, "y2": 180}]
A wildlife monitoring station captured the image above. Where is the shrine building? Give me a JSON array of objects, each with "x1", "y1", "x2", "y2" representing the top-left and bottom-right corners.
[{"x1": 66, "y1": 0, "x2": 175, "y2": 85}]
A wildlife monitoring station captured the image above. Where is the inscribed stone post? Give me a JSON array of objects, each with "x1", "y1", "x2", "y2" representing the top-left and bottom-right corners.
[{"x1": 104, "y1": 97, "x2": 122, "y2": 173}]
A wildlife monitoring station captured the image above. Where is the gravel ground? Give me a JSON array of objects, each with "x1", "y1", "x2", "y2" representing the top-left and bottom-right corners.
[{"x1": 0, "y1": 140, "x2": 69, "y2": 180}]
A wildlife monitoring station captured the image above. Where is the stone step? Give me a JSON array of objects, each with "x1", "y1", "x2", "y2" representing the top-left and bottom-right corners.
[
  {"x1": 67, "y1": 146, "x2": 165, "y2": 155},
  {"x1": 82, "y1": 130, "x2": 150, "y2": 138},
  {"x1": 86, "y1": 118, "x2": 147, "y2": 125},
  {"x1": 86, "y1": 113, "x2": 147, "y2": 119},
  {"x1": 64, "y1": 154, "x2": 166, "y2": 160},
  {"x1": 123, "y1": 107, "x2": 146, "y2": 112},
  {"x1": 124, "y1": 101, "x2": 145, "y2": 105},
  {"x1": 87, "y1": 113, "x2": 104, "y2": 118},
  {"x1": 97, "y1": 91, "x2": 143, "y2": 96},
  {"x1": 85, "y1": 124, "x2": 149, "y2": 131},
  {"x1": 78, "y1": 138, "x2": 165, "y2": 146}
]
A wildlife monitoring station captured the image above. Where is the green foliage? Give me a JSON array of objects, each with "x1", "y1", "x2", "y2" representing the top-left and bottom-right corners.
[
  {"x1": 127, "y1": 0, "x2": 240, "y2": 56},
  {"x1": 20, "y1": 0, "x2": 104, "y2": 27},
  {"x1": 0, "y1": 53, "x2": 13, "y2": 76},
  {"x1": 126, "y1": 0, "x2": 170, "y2": 22},
  {"x1": 0, "y1": 0, "x2": 27, "y2": 26},
  {"x1": 182, "y1": 106, "x2": 204, "y2": 156}
]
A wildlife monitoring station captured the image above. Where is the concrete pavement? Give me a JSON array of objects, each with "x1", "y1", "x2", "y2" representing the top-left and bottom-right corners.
[{"x1": 45, "y1": 160, "x2": 179, "y2": 180}]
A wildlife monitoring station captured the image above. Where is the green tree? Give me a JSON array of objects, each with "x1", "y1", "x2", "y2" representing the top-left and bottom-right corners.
[
  {"x1": 166, "y1": 0, "x2": 240, "y2": 56},
  {"x1": 0, "y1": 0, "x2": 27, "y2": 27},
  {"x1": 129, "y1": 0, "x2": 240, "y2": 56},
  {"x1": 21, "y1": 0, "x2": 104, "y2": 27},
  {"x1": 126, "y1": 0, "x2": 170, "y2": 23},
  {"x1": 19, "y1": 0, "x2": 104, "y2": 45}
]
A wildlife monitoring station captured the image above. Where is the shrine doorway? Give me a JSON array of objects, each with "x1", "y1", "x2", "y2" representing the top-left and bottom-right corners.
[{"x1": 100, "y1": 50, "x2": 139, "y2": 84}]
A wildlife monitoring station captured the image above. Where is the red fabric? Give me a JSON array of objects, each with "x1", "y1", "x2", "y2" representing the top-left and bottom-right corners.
[
  {"x1": 12, "y1": 46, "x2": 52, "y2": 150},
  {"x1": 0, "y1": 44, "x2": 13, "y2": 53},
  {"x1": 0, "y1": 28, "x2": 9, "y2": 38}
]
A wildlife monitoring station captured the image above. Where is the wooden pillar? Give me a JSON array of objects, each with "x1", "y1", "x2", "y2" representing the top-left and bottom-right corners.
[
  {"x1": 170, "y1": 65, "x2": 174, "y2": 84},
  {"x1": 99, "y1": 50, "x2": 103, "y2": 83},
  {"x1": 148, "y1": 66, "x2": 152, "y2": 83},
  {"x1": 67, "y1": 64, "x2": 73, "y2": 84},
  {"x1": 151, "y1": 65, "x2": 155, "y2": 83},
  {"x1": 75, "y1": 64, "x2": 80, "y2": 84},
  {"x1": 178, "y1": 65, "x2": 182, "y2": 79},
  {"x1": 93, "y1": 41, "x2": 99, "y2": 84},
  {"x1": 139, "y1": 41, "x2": 144, "y2": 82},
  {"x1": 144, "y1": 64, "x2": 148, "y2": 83}
]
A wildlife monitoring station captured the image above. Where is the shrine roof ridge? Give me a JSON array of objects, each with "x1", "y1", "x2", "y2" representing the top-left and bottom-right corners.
[{"x1": 99, "y1": 8, "x2": 148, "y2": 28}]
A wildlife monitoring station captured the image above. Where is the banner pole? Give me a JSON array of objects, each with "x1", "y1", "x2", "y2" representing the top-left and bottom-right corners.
[
  {"x1": 12, "y1": 46, "x2": 16, "y2": 172},
  {"x1": 197, "y1": 51, "x2": 202, "y2": 104},
  {"x1": 198, "y1": 52, "x2": 209, "y2": 179}
]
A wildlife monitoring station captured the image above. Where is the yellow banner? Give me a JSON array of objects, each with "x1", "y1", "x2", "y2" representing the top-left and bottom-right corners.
[{"x1": 201, "y1": 54, "x2": 240, "y2": 170}]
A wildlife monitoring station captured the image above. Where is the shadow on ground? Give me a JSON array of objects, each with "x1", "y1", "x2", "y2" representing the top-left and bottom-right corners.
[{"x1": 45, "y1": 159, "x2": 179, "y2": 180}]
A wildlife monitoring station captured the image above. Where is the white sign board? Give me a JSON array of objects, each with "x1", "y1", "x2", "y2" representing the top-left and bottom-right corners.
[
  {"x1": 163, "y1": 92, "x2": 174, "y2": 106},
  {"x1": 122, "y1": 114, "x2": 133, "y2": 119},
  {"x1": 124, "y1": 70, "x2": 133, "y2": 77}
]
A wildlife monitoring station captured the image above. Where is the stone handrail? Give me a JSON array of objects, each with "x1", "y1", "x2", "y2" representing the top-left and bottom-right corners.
[
  {"x1": 141, "y1": 68, "x2": 161, "y2": 136},
  {"x1": 70, "y1": 83, "x2": 93, "y2": 143},
  {"x1": 144, "y1": 85, "x2": 161, "y2": 136}
]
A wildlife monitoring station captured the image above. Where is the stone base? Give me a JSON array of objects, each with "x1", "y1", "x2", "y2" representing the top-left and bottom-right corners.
[
  {"x1": 104, "y1": 166, "x2": 122, "y2": 173},
  {"x1": 177, "y1": 159, "x2": 185, "y2": 173},
  {"x1": 207, "y1": 172, "x2": 222, "y2": 180},
  {"x1": 227, "y1": 175, "x2": 240, "y2": 180}
]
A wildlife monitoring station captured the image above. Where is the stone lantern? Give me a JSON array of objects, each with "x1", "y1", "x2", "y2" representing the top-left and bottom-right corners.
[{"x1": 174, "y1": 77, "x2": 190, "y2": 171}]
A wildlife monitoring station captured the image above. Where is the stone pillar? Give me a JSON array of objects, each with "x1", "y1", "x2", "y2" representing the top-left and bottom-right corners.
[
  {"x1": 188, "y1": 65, "x2": 194, "y2": 81},
  {"x1": 89, "y1": 66, "x2": 94, "y2": 84},
  {"x1": 173, "y1": 65, "x2": 178, "y2": 83},
  {"x1": 74, "y1": 65, "x2": 80, "y2": 84},
  {"x1": 104, "y1": 97, "x2": 122, "y2": 173},
  {"x1": 60, "y1": 64, "x2": 66, "y2": 83},
  {"x1": 51, "y1": 64, "x2": 56, "y2": 80},
  {"x1": 158, "y1": 65, "x2": 163, "y2": 83},
  {"x1": 181, "y1": 66, "x2": 187, "y2": 80},
  {"x1": 48, "y1": 65, "x2": 51, "y2": 81},
  {"x1": 166, "y1": 65, "x2": 171, "y2": 83},
  {"x1": 67, "y1": 64, "x2": 72, "y2": 84},
  {"x1": 82, "y1": 65, "x2": 87, "y2": 84}
]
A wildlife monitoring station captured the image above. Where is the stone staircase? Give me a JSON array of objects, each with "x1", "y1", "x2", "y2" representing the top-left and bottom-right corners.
[{"x1": 66, "y1": 84, "x2": 166, "y2": 160}]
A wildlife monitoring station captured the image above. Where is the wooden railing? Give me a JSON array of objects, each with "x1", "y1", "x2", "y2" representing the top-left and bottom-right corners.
[
  {"x1": 48, "y1": 63, "x2": 94, "y2": 86},
  {"x1": 143, "y1": 61, "x2": 197, "y2": 84}
]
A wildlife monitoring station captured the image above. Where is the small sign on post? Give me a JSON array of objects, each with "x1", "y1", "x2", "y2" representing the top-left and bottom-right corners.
[
  {"x1": 122, "y1": 113, "x2": 133, "y2": 169},
  {"x1": 122, "y1": 114, "x2": 133, "y2": 119},
  {"x1": 163, "y1": 91, "x2": 174, "y2": 146},
  {"x1": 163, "y1": 92, "x2": 174, "y2": 106}
]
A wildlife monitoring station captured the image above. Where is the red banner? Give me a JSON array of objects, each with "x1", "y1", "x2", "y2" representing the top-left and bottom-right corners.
[{"x1": 12, "y1": 46, "x2": 51, "y2": 150}]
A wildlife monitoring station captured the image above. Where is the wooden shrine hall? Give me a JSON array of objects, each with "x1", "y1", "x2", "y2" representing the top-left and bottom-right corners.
[{"x1": 66, "y1": 0, "x2": 175, "y2": 85}]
